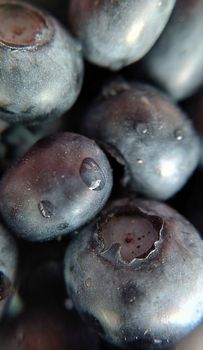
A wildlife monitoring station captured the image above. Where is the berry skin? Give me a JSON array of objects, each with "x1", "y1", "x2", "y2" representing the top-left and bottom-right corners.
[
  {"x1": 0, "y1": 132, "x2": 112, "y2": 241},
  {"x1": 0, "y1": 0, "x2": 83, "y2": 124},
  {"x1": 0, "y1": 223, "x2": 18, "y2": 318},
  {"x1": 143, "y1": 0, "x2": 203, "y2": 101},
  {"x1": 64, "y1": 197, "x2": 203, "y2": 349},
  {"x1": 67, "y1": 0, "x2": 175, "y2": 70},
  {"x1": 83, "y1": 80, "x2": 200, "y2": 200}
]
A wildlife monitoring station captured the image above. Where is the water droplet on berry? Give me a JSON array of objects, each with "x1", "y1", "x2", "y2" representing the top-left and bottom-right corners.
[
  {"x1": 85, "y1": 278, "x2": 92, "y2": 288},
  {"x1": 137, "y1": 159, "x2": 144, "y2": 164},
  {"x1": 38, "y1": 200, "x2": 54, "y2": 218},
  {"x1": 174, "y1": 129, "x2": 184, "y2": 141},
  {"x1": 136, "y1": 124, "x2": 148, "y2": 135},
  {"x1": 80, "y1": 158, "x2": 105, "y2": 191}
]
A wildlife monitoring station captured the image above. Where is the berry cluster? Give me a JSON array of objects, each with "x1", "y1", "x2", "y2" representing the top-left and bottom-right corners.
[{"x1": 0, "y1": 1, "x2": 203, "y2": 350}]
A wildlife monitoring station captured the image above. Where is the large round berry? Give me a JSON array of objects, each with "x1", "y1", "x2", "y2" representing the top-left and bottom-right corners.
[
  {"x1": 64, "y1": 197, "x2": 203, "y2": 349},
  {"x1": 0, "y1": 0, "x2": 83, "y2": 124},
  {"x1": 67, "y1": 0, "x2": 175, "y2": 70},
  {"x1": 83, "y1": 80, "x2": 200, "y2": 200},
  {"x1": 143, "y1": 0, "x2": 203, "y2": 101},
  {"x1": 0, "y1": 132, "x2": 112, "y2": 241}
]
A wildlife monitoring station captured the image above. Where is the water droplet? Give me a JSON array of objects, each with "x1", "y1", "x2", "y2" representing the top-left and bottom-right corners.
[
  {"x1": 38, "y1": 200, "x2": 54, "y2": 218},
  {"x1": 175, "y1": 129, "x2": 184, "y2": 141},
  {"x1": 85, "y1": 278, "x2": 92, "y2": 288},
  {"x1": 136, "y1": 124, "x2": 148, "y2": 135},
  {"x1": 137, "y1": 159, "x2": 144, "y2": 164},
  {"x1": 80, "y1": 158, "x2": 105, "y2": 191}
]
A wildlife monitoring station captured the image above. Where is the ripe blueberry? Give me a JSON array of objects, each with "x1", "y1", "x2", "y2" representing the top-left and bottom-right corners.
[
  {"x1": 64, "y1": 197, "x2": 203, "y2": 349},
  {"x1": 0, "y1": 132, "x2": 112, "y2": 241},
  {"x1": 83, "y1": 80, "x2": 200, "y2": 200},
  {"x1": 0, "y1": 0, "x2": 83, "y2": 123},
  {"x1": 144, "y1": 0, "x2": 203, "y2": 100},
  {"x1": 68, "y1": 0, "x2": 175, "y2": 70}
]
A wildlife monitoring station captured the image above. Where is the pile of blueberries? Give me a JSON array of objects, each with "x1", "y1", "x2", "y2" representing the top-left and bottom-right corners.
[{"x1": 0, "y1": 1, "x2": 203, "y2": 349}]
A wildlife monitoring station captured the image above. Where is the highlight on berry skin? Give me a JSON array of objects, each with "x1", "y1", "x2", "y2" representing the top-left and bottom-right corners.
[
  {"x1": 0, "y1": 132, "x2": 113, "y2": 241},
  {"x1": 64, "y1": 197, "x2": 203, "y2": 349},
  {"x1": 82, "y1": 79, "x2": 200, "y2": 200},
  {"x1": 67, "y1": 0, "x2": 175, "y2": 70},
  {"x1": 0, "y1": 0, "x2": 84, "y2": 124}
]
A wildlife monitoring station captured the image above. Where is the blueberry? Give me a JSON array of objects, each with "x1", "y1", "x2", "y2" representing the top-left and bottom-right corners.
[
  {"x1": 143, "y1": 0, "x2": 203, "y2": 101},
  {"x1": 64, "y1": 197, "x2": 203, "y2": 349},
  {"x1": 83, "y1": 80, "x2": 200, "y2": 200},
  {"x1": 67, "y1": 0, "x2": 175, "y2": 70},
  {"x1": 0, "y1": 132, "x2": 112, "y2": 241},
  {"x1": 0, "y1": 0, "x2": 83, "y2": 124},
  {"x1": 0, "y1": 223, "x2": 18, "y2": 318}
]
